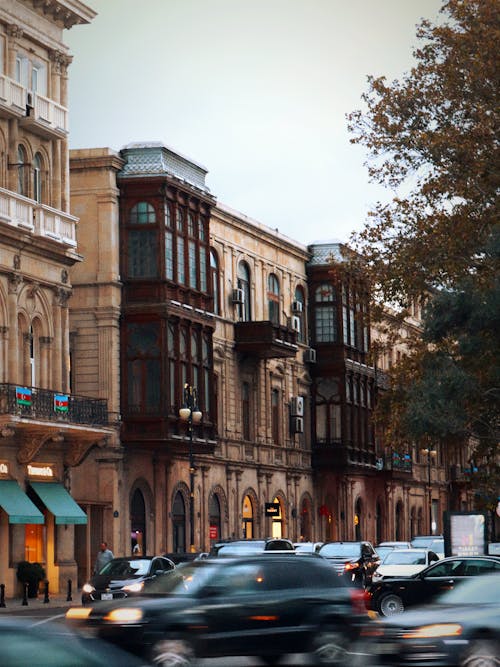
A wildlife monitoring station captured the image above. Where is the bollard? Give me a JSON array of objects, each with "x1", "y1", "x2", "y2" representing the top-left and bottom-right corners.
[
  {"x1": 43, "y1": 579, "x2": 50, "y2": 603},
  {"x1": 0, "y1": 583, "x2": 5, "y2": 608},
  {"x1": 22, "y1": 582, "x2": 28, "y2": 606},
  {"x1": 66, "y1": 578, "x2": 72, "y2": 602}
]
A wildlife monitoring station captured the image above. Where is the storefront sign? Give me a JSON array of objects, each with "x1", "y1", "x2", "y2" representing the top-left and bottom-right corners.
[
  {"x1": 27, "y1": 464, "x2": 54, "y2": 478},
  {"x1": 209, "y1": 525, "x2": 218, "y2": 539},
  {"x1": 265, "y1": 502, "x2": 280, "y2": 517},
  {"x1": 0, "y1": 462, "x2": 9, "y2": 475}
]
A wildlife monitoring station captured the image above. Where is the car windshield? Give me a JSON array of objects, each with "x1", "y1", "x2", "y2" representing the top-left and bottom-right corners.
[
  {"x1": 216, "y1": 544, "x2": 263, "y2": 557},
  {"x1": 437, "y1": 573, "x2": 500, "y2": 605},
  {"x1": 412, "y1": 537, "x2": 444, "y2": 551},
  {"x1": 383, "y1": 550, "x2": 427, "y2": 565},
  {"x1": 145, "y1": 561, "x2": 220, "y2": 595},
  {"x1": 320, "y1": 543, "x2": 361, "y2": 558},
  {"x1": 99, "y1": 559, "x2": 151, "y2": 577}
]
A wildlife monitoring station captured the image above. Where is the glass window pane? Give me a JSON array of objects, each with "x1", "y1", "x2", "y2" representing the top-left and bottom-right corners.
[{"x1": 128, "y1": 230, "x2": 158, "y2": 277}]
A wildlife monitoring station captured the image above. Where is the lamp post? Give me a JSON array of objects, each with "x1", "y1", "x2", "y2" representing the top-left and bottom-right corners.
[
  {"x1": 421, "y1": 444, "x2": 437, "y2": 534},
  {"x1": 179, "y1": 383, "x2": 202, "y2": 552}
]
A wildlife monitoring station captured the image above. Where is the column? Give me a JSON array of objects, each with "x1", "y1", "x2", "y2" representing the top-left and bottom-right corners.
[{"x1": 7, "y1": 274, "x2": 22, "y2": 383}]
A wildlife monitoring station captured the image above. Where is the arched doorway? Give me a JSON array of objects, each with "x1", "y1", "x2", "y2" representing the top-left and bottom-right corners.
[
  {"x1": 300, "y1": 497, "x2": 312, "y2": 541},
  {"x1": 375, "y1": 500, "x2": 383, "y2": 544},
  {"x1": 130, "y1": 489, "x2": 146, "y2": 555},
  {"x1": 395, "y1": 500, "x2": 404, "y2": 540},
  {"x1": 172, "y1": 491, "x2": 186, "y2": 553},
  {"x1": 271, "y1": 496, "x2": 283, "y2": 538},
  {"x1": 242, "y1": 495, "x2": 254, "y2": 538},
  {"x1": 209, "y1": 493, "x2": 221, "y2": 545}
]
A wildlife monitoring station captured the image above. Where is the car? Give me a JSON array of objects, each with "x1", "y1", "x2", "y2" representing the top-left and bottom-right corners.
[
  {"x1": 0, "y1": 617, "x2": 151, "y2": 667},
  {"x1": 363, "y1": 571, "x2": 500, "y2": 666},
  {"x1": 367, "y1": 554, "x2": 500, "y2": 616},
  {"x1": 318, "y1": 541, "x2": 381, "y2": 586},
  {"x1": 411, "y1": 535, "x2": 445, "y2": 559},
  {"x1": 375, "y1": 541, "x2": 412, "y2": 562},
  {"x1": 67, "y1": 554, "x2": 372, "y2": 666},
  {"x1": 294, "y1": 541, "x2": 324, "y2": 553},
  {"x1": 372, "y1": 548, "x2": 440, "y2": 582},
  {"x1": 211, "y1": 537, "x2": 295, "y2": 557},
  {"x1": 81, "y1": 555, "x2": 176, "y2": 604}
]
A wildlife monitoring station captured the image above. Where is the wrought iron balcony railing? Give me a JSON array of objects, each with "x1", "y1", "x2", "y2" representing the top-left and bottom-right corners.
[{"x1": 0, "y1": 383, "x2": 108, "y2": 426}]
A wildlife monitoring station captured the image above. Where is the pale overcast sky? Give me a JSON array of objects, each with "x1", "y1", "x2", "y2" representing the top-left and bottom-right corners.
[{"x1": 66, "y1": 0, "x2": 443, "y2": 245}]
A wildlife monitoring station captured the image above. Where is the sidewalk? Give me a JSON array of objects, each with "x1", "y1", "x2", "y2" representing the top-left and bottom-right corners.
[{"x1": 0, "y1": 593, "x2": 79, "y2": 613}]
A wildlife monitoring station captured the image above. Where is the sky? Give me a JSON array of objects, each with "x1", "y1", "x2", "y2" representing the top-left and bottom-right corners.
[{"x1": 66, "y1": 0, "x2": 443, "y2": 246}]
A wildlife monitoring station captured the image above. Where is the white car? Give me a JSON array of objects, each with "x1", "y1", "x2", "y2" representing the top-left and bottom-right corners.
[{"x1": 372, "y1": 548, "x2": 440, "y2": 582}]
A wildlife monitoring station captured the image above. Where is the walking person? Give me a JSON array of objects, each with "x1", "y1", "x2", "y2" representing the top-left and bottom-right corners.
[{"x1": 94, "y1": 541, "x2": 114, "y2": 574}]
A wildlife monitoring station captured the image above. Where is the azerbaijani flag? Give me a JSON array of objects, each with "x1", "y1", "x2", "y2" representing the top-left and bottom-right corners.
[
  {"x1": 54, "y1": 394, "x2": 69, "y2": 413},
  {"x1": 16, "y1": 386, "x2": 32, "y2": 406}
]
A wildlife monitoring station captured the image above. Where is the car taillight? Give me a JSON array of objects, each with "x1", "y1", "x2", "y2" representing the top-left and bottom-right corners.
[
  {"x1": 345, "y1": 562, "x2": 359, "y2": 571},
  {"x1": 349, "y1": 587, "x2": 370, "y2": 614}
]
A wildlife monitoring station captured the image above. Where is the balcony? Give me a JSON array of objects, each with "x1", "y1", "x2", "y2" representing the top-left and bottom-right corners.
[
  {"x1": 0, "y1": 383, "x2": 108, "y2": 427},
  {"x1": 0, "y1": 74, "x2": 25, "y2": 118},
  {"x1": 20, "y1": 91, "x2": 68, "y2": 139},
  {"x1": 234, "y1": 321, "x2": 298, "y2": 359},
  {"x1": 0, "y1": 188, "x2": 77, "y2": 247}
]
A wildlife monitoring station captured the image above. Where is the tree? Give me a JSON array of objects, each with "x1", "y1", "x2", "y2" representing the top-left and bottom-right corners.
[{"x1": 347, "y1": 0, "x2": 499, "y2": 502}]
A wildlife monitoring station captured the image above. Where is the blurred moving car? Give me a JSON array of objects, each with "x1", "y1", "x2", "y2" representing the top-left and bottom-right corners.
[
  {"x1": 212, "y1": 537, "x2": 295, "y2": 557},
  {"x1": 67, "y1": 554, "x2": 371, "y2": 666},
  {"x1": 411, "y1": 535, "x2": 445, "y2": 559},
  {"x1": 367, "y1": 554, "x2": 500, "y2": 616},
  {"x1": 375, "y1": 542, "x2": 412, "y2": 562},
  {"x1": 294, "y1": 541, "x2": 324, "y2": 553},
  {"x1": 364, "y1": 572, "x2": 500, "y2": 666},
  {"x1": 0, "y1": 617, "x2": 151, "y2": 667},
  {"x1": 372, "y1": 548, "x2": 440, "y2": 582},
  {"x1": 82, "y1": 555, "x2": 175, "y2": 604},
  {"x1": 318, "y1": 541, "x2": 380, "y2": 586}
]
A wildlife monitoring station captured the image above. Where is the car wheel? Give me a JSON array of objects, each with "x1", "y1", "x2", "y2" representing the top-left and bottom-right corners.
[
  {"x1": 151, "y1": 637, "x2": 195, "y2": 667},
  {"x1": 310, "y1": 625, "x2": 350, "y2": 666},
  {"x1": 461, "y1": 639, "x2": 500, "y2": 667},
  {"x1": 378, "y1": 593, "x2": 404, "y2": 616}
]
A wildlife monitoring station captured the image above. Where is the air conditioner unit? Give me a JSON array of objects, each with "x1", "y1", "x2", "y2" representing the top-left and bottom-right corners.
[
  {"x1": 291, "y1": 301, "x2": 303, "y2": 313},
  {"x1": 232, "y1": 288, "x2": 245, "y2": 304},
  {"x1": 290, "y1": 396, "x2": 304, "y2": 416},
  {"x1": 290, "y1": 416, "x2": 304, "y2": 434},
  {"x1": 303, "y1": 348, "x2": 316, "y2": 363},
  {"x1": 289, "y1": 315, "x2": 301, "y2": 332}
]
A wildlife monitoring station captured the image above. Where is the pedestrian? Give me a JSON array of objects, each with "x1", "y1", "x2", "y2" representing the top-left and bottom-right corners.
[{"x1": 94, "y1": 541, "x2": 114, "y2": 574}]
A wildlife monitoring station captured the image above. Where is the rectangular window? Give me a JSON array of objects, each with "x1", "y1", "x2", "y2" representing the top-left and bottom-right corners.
[
  {"x1": 188, "y1": 240, "x2": 197, "y2": 288},
  {"x1": 200, "y1": 247, "x2": 207, "y2": 292},
  {"x1": 271, "y1": 388, "x2": 280, "y2": 444},
  {"x1": 315, "y1": 307, "x2": 337, "y2": 342},
  {"x1": 343, "y1": 305, "x2": 348, "y2": 344},
  {"x1": 165, "y1": 231, "x2": 173, "y2": 280},
  {"x1": 177, "y1": 237, "x2": 185, "y2": 284},
  {"x1": 128, "y1": 230, "x2": 158, "y2": 278},
  {"x1": 242, "y1": 382, "x2": 250, "y2": 440}
]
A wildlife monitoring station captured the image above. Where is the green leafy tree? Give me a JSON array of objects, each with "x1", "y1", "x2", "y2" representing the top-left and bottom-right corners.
[{"x1": 347, "y1": 0, "x2": 499, "y2": 503}]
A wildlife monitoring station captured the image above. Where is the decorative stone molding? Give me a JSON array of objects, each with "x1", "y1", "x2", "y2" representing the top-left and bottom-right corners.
[
  {"x1": 49, "y1": 49, "x2": 73, "y2": 74},
  {"x1": 8, "y1": 273, "x2": 22, "y2": 294},
  {"x1": 6, "y1": 24, "x2": 23, "y2": 39},
  {"x1": 55, "y1": 287, "x2": 71, "y2": 307},
  {"x1": 61, "y1": 269, "x2": 69, "y2": 284},
  {"x1": 39, "y1": 336, "x2": 53, "y2": 345},
  {"x1": 13, "y1": 255, "x2": 21, "y2": 270}
]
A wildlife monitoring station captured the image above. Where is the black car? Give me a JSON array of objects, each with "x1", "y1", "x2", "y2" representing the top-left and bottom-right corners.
[
  {"x1": 363, "y1": 571, "x2": 500, "y2": 666},
  {"x1": 67, "y1": 554, "x2": 371, "y2": 666},
  {"x1": 81, "y1": 555, "x2": 175, "y2": 604},
  {"x1": 318, "y1": 541, "x2": 381, "y2": 586},
  {"x1": 0, "y1": 617, "x2": 151, "y2": 667},
  {"x1": 367, "y1": 554, "x2": 500, "y2": 616}
]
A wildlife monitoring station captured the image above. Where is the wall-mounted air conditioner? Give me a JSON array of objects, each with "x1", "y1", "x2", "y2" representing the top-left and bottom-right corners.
[
  {"x1": 303, "y1": 348, "x2": 317, "y2": 363},
  {"x1": 290, "y1": 396, "x2": 304, "y2": 416},
  {"x1": 232, "y1": 288, "x2": 245, "y2": 304},
  {"x1": 289, "y1": 315, "x2": 301, "y2": 332},
  {"x1": 290, "y1": 416, "x2": 304, "y2": 434},
  {"x1": 291, "y1": 301, "x2": 303, "y2": 313}
]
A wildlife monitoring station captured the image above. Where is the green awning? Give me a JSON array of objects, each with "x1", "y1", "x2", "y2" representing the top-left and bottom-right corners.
[
  {"x1": 30, "y1": 482, "x2": 87, "y2": 525},
  {"x1": 0, "y1": 480, "x2": 44, "y2": 524}
]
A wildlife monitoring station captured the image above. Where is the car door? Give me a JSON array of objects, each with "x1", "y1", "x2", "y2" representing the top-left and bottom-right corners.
[
  {"x1": 199, "y1": 560, "x2": 312, "y2": 659},
  {"x1": 410, "y1": 558, "x2": 468, "y2": 605}
]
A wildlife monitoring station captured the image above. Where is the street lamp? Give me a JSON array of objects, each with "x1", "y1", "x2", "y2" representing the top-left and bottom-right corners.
[
  {"x1": 421, "y1": 444, "x2": 438, "y2": 534},
  {"x1": 179, "y1": 383, "x2": 202, "y2": 552}
]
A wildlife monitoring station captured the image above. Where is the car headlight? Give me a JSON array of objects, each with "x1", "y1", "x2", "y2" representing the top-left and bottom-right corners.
[
  {"x1": 402, "y1": 624, "x2": 463, "y2": 639},
  {"x1": 82, "y1": 583, "x2": 95, "y2": 594},
  {"x1": 122, "y1": 581, "x2": 144, "y2": 593},
  {"x1": 104, "y1": 607, "x2": 144, "y2": 623}
]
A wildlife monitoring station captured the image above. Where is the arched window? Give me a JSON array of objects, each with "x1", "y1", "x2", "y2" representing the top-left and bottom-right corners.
[
  {"x1": 127, "y1": 202, "x2": 158, "y2": 278},
  {"x1": 210, "y1": 249, "x2": 219, "y2": 315},
  {"x1": 314, "y1": 283, "x2": 337, "y2": 342},
  {"x1": 33, "y1": 152, "x2": 42, "y2": 203},
  {"x1": 237, "y1": 261, "x2": 251, "y2": 322},
  {"x1": 267, "y1": 274, "x2": 280, "y2": 325},
  {"x1": 17, "y1": 145, "x2": 27, "y2": 196},
  {"x1": 131, "y1": 489, "x2": 146, "y2": 555},
  {"x1": 242, "y1": 495, "x2": 254, "y2": 538},
  {"x1": 208, "y1": 494, "x2": 221, "y2": 544},
  {"x1": 172, "y1": 491, "x2": 186, "y2": 553}
]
